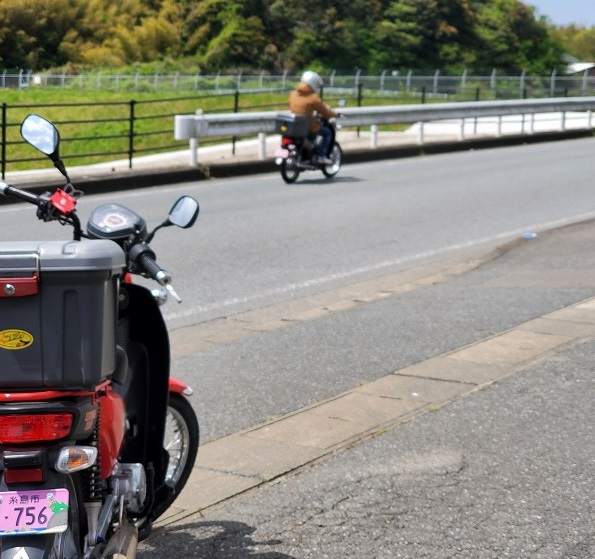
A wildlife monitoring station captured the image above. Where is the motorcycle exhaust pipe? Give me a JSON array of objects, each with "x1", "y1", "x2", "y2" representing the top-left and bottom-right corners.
[{"x1": 99, "y1": 521, "x2": 138, "y2": 559}]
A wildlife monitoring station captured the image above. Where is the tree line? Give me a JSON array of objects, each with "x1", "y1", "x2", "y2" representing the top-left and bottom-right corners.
[{"x1": 0, "y1": 0, "x2": 592, "y2": 75}]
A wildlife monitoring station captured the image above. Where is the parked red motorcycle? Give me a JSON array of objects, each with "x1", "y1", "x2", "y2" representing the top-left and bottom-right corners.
[{"x1": 0, "y1": 114, "x2": 200, "y2": 558}]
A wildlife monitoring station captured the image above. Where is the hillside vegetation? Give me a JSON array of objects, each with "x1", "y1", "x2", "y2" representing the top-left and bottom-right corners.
[{"x1": 0, "y1": 0, "x2": 590, "y2": 75}]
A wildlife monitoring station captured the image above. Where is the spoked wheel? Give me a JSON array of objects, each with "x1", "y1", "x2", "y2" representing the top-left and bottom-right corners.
[
  {"x1": 164, "y1": 393, "x2": 199, "y2": 494},
  {"x1": 321, "y1": 143, "x2": 343, "y2": 178},
  {"x1": 280, "y1": 157, "x2": 301, "y2": 184}
]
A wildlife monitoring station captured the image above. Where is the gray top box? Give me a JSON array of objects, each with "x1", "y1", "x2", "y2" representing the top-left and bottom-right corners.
[{"x1": 0, "y1": 240, "x2": 126, "y2": 273}]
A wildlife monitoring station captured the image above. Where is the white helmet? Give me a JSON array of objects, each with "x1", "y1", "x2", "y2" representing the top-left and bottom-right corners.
[{"x1": 300, "y1": 70, "x2": 323, "y2": 94}]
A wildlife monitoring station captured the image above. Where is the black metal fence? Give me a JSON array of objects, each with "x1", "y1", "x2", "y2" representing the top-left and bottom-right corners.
[{"x1": 0, "y1": 90, "x2": 294, "y2": 178}]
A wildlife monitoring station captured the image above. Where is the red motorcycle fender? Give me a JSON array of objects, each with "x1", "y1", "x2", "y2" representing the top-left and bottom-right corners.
[
  {"x1": 168, "y1": 376, "x2": 193, "y2": 396},
  {"x1": 98, "y1": 387, "x2": 126, "y2": 477}
]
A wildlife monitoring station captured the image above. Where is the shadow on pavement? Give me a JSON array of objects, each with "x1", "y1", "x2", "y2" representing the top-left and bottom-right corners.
[
  {"x1": 285, "y1": 175, "x2": 364, "y2": 186},
  {"x1": 140, "y1": 520, "x2": 296, "y2": 559}
]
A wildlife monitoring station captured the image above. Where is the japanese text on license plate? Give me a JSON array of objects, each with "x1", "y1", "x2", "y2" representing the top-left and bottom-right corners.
[{"x1": 0, "y1": 488, "x2": 69, "y2": 535}]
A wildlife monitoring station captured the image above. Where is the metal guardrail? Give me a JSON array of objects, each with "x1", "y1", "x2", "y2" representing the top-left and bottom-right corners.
[{"x1": 175, "y1": 97, "x2": 595, "y2": 165}]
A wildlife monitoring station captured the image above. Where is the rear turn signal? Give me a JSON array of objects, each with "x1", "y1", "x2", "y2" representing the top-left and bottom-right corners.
[
  {"x1": 0, "y1": 413, "x2": 73, "y2": 443},
  {"x1": 55, "y1": 446, "x2": 98, "y2": 473}
]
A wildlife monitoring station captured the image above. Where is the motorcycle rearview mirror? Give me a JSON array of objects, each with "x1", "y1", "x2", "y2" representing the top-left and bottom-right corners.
[
  {"x1": 168, "y1": 196, "x2": 200, "y2": 229},
  {"x1": 21, "y1": 114, "x2": 59, "y2": 156},
  {"x1": 145, "y1": 196, "x2": 200, "y2": 243},
  {"x1": 20, "y1": 113, "x2": 70, "y2": 182}
]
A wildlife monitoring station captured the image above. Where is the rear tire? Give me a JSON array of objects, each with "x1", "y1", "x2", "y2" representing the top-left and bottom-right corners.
[
  {"x1": 164, "y1": 393, "x2": 199, "y2": 496},
  {"x1": 280, "y1": 158, "x2": 300, "y2": 184},
  {"x1": 322, "y1": 143, "x2": 343, "y2": 178}
]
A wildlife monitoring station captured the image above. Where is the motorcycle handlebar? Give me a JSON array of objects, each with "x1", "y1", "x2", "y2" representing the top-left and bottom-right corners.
[
  {"x1": 0, "y1": 182, "x2": 43, "y2": 206},
  {"x1": 136, "y1": 249, "x2": 182, "y2": 302},
  {"x1": 128, "y1": 242, "x2": 171, "y2": 285},
  {"x1": 140, "y1": 254, "x2": 171, "y2": 285}
]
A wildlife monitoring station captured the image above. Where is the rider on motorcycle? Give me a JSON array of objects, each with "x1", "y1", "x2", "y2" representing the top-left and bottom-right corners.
[{"x1": 288, "y1": 70, "x2": 339, "y2": 165}]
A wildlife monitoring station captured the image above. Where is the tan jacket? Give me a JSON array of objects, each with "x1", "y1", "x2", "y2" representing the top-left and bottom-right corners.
[{"x1": 288, "y1": 82, "x2": 338, "y2": 134}]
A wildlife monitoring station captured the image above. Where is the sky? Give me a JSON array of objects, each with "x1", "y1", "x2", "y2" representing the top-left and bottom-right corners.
[{"x1": 528, "y1": 0, "x2": 595, "y2": 26}]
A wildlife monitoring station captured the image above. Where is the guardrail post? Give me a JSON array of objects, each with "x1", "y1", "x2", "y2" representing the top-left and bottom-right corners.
[
  {"x1": 497, "y1": 115, "x2": 503, "y2": 137},
  {"x1": 418, "y1": 122, "x2": 425, "y2": 145},
  {"x1": 370, "y1": 124, "x2": 379, "y2": 148},
  {"x1": 459, "y1": 119, "x2": 465, "y2": 141},
  {"x1": 588, "y1": 110, "x2": 593, "y2": 129},
  {"x1": 190, "y1": 138, "x2": 199, "y2": 166},
  {"x1": 258, "y1": 132, "x2": 266, "y2": 159}
]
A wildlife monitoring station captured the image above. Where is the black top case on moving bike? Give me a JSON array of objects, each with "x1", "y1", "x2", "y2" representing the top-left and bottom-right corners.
[{"x1": 274, "y1": 113, "x2": 310, "y2": 138}]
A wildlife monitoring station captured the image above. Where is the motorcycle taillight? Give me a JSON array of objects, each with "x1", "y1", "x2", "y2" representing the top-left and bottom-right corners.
[
  {"x1": 281, "y1": 137, "x2": 294, "y2": 146},
  {"x1": 0, "y1": 414, "x2": 73, "y2": 443}
]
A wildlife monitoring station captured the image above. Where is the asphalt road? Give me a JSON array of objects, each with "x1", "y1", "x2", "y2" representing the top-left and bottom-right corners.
[
  {"x1": 140, "y1": 212, "x2": 595, "y2": 558},
  {"x1": 3, "y1": 136, "x2": 595, "y2": 556},
  {"x1": 141, "y1": 334, "x2": 595, "y2": 559}
]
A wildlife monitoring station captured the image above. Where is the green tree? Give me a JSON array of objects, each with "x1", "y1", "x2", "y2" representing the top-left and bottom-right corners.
[
  {"x1": 474, "y1": 0, "x2": 565, "y2": 72},
  {"x1": 551, "y1": 25, "x2": 595, "y2": 60},
  {"x1": 370, "y1": 0, "x2": 478, "y2": 71},
  {"x1": 0, "y1": 0, "x2": 85, "y2": 68}
]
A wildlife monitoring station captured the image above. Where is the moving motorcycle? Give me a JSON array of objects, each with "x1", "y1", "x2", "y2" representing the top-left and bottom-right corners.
[
  {"x1": 274, "y1": 113, "x2": 343, "y2": 184},
  {"x1": 0, "y1": 114, "x2": 200, "y2": 558}
]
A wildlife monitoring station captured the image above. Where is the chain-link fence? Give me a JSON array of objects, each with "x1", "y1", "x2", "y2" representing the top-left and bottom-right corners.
[{"x1": 4, "y1": 69, "x2": 595, "y2": 99}]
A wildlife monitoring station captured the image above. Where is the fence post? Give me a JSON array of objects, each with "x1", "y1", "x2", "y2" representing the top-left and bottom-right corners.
[
  {"x1": 357, "y1": 83, "x2": 363, "y2": 137},
  {"x1": 1, "y1": 103, "x2": 6, "y2": 179},
  {"x1": 128, "y1": 100, "x2": 136, "y2": 169},
  {"x1": 520, "y1": 70, "x2": 526, "y2": 98},
  {"x1": 550, "y1": 69, "x2": 557, "y2": 97},
  {"x1": 232, "y1": 90, "x2": 240, "y2": 155}
]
